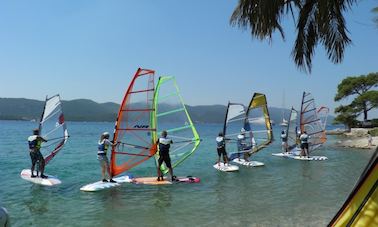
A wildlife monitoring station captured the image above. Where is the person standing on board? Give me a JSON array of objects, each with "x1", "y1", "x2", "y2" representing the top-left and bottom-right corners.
[
  {"x1": 28, "y1": 129, "x2": 48, "y2": 178},
  {"x1": 234, "y1": 128, "x2": 251, "y2": 161},
  {"x1": 216, "y1": 132, "x2": 229, "y2": 166},
  {"x1": 281, "y1": 130, "x2": 288, "y2": 153},
  {"x1": 98, "y1": 132, "x2": 118, "y2": 183},
  {"x1": 300, "y1": 130, "x2": 310, "y2": 157},
  {"x1": 156, "y1": 130, "x2": 175, "y2": 181}
]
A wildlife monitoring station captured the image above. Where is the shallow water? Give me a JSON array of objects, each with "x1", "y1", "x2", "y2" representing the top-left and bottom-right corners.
[{"x1": 0, "y1": 120, "x2": 374, "y2": 226}]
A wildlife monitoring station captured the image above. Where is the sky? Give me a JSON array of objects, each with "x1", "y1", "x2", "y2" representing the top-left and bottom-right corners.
[{"x1": 0, "y1": 0, "x2": 377, "y2": 115}]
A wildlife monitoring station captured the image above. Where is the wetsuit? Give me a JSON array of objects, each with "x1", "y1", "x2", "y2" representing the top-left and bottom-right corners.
[
  {"x1": 300, "y1": 133, "x2": 309, "y2": 150},
  {"x1": 28, "y1": 135, "x2": 44, "y2": 165},
  {"x1": 216, "y1": 136, "x2": 227, "y2": 157},
  {"x1": 158, "y1": 137, "x2": 173, "y2": 168},
  {"x1": 97, "y1": 139, "x2": 112, "y2": 165}
]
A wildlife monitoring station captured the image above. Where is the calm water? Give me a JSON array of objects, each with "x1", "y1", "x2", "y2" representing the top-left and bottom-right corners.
[{"x1": 0, "y1": 120, "x2": 374, "y2": 227}]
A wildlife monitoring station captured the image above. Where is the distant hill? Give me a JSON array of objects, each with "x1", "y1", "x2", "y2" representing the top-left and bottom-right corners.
[{"x1": 0, "y1": 98, "x2": 334, "y2": 124}]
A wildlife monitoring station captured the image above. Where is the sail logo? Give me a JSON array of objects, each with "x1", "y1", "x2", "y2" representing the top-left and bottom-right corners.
[{"x1": 133, "y1": 125, "x2": 149, "y2": 129}]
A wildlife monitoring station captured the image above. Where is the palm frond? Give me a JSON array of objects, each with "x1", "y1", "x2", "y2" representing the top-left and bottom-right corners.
[{"x1": 230, "y1": 0, "x2": 358, "y2": 73}]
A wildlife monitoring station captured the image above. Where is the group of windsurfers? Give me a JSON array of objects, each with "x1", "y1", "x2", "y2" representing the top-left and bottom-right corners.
[
  {"x1": 27, "y1": 129, "x2": 177, "y2": 183},
  {"x1": 215, "y1": 128, "x2": 256, "y2": 166},
  {"x1": 280, "y1": 129, "x2": 310, "y2": 157}
]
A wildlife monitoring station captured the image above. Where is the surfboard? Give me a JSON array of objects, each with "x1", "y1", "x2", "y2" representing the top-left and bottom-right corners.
[
  {"x1": 213, "y1": 162, "x2": 239, "y2": 172},
  {"x1": 80, "y1": 175, "x2": 133, "y2": 192},
  {"x1": 131, "y1": 176, "x2": 200, "y2": 185},
  {"x1": 20, "y1": 169, "x2": 61, "y2": 186},
  {"x1": 232, "y1": 158, "x2": 264, "y2": 167},
  {"x1": 287, "y1": 155, "x2": 328, "y2": 161},
  {"x1": 272, "y1": 152, "x2": 295, "y2": 157}
]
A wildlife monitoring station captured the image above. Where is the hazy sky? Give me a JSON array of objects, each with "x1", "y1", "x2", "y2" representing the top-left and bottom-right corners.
[{"x1": 0, "y1": 1, "x2": 377, "y2": 114}]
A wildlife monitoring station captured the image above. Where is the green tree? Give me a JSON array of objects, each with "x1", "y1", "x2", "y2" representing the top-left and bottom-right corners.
[
  {"x1": 230, "y1": 0, "x2": 357, "y2": 73},
  {"x1": 373, "y1": 6, "x2": 378, "y2": 27},
  {"x1": 333, "y1": 105, "x2": 358, "y2": 130},
  {"x1": 334, "y1": 73, "x2": 378, "y2": 122}
]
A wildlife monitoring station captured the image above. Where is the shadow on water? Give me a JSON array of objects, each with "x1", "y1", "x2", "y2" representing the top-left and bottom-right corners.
[{"x1": 153, "y1": 186, "x2": 172, "y2": 209}]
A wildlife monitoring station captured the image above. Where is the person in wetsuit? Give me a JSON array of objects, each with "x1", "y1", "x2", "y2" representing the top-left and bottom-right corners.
[
  {"x1": 281, "y1": 130, "x2": 288, "y2": 153},
  {"x1": 97, "y1": 132, "x2": 118, "y2": 183},
  {"x1": 156, "y1": 130, "x2": 175, "y2": 181},
  {"x1": 216, "y1": 132, "x2": 229, "y2": 166},
  {"x1": 300, "y1": 130, "x2": 310, "y2": 157},
  {"x1": 233, "y1": 128, "x2": 252, "y2": 161},
  {"x1": 28, "y1": 129, "x2": 48, "y2": 178}
]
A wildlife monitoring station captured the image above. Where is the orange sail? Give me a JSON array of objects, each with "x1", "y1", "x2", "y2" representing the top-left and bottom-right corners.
[{"x1": 110, "y1": 68, "x2": 157, "y2": 177}]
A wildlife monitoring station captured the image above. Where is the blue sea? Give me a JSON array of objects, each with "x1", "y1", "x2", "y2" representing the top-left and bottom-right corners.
[{"x1": 0, "y1": 120, "x2": 374, "y2": 226}]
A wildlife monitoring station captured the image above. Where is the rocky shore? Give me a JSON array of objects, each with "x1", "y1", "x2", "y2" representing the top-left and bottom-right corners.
[{"x1": 334, "y1": 128, "x2": 377, "y2": 149}]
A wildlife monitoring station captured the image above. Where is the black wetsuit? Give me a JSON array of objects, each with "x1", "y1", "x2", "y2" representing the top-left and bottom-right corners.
[
  {"x1": 216, "y1": 136, "x2": 227, "y2": 156},
  {"x1": 158, "y1": 138, "x2": 172, "y2": 168}
]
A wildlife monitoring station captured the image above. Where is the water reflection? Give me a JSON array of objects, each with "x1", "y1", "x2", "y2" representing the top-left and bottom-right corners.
[
  {"x1": 23, "y1": 185, "x2": 49, "y2": 226},
  {"x1": 153, "y1": 187, "x2": 172, "y2": 209}
]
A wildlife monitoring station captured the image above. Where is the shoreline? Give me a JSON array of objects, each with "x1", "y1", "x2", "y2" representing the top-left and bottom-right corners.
[{"x1": 332, "y1": 128, "x2": 378, "y2": 149}]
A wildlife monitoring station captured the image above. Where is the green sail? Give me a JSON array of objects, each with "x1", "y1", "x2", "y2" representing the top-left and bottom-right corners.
[{"x1": 153, "y1": 76, "x2": 201, "y2": 174}]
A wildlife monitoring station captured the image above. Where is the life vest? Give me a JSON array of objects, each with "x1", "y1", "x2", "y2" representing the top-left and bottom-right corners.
[
  {"x1": 98, "y1": 139, "x2": 110, "y2": 154},
  {"x1": 158, "y1": 137, "x2": 171, "y2": 155},
  {"x1": 216, "y1": 136, "x2": 225, "y2": 149},
  {"x1": 300, "y1": 134, "x2": 309, "y2": 144},
  {"x1": 281, "y1": 133, "x2": 288, "y2": 142},
  {"x1": 237, "y1": 134, "x2": 246, "y2": 151},
  {"x1": 28, "y1": 135, "x2": 41, "y2": 150}
]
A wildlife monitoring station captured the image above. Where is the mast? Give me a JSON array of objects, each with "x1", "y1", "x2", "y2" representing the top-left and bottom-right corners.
[{"x1": 222, "y1": 102, "x2": 231, "y2": 150}]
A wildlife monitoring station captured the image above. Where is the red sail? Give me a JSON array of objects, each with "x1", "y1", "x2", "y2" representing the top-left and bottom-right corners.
[{"x1": 110, "y1": 68, "x2": 157, "y2": 177}]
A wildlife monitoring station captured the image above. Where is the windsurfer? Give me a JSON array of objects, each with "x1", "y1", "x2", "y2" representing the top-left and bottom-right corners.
[
  {"x1": 156, "y1": 130, "x2": 175, "y2": 181},
  {"x1": 281, "y1": 130, "x2": 288, "y2": 153},
  {"x1": 216, "y1": 132, "x2": 229, "y2": 165},
  {"x1": 98, "y1": 132, "x2": 118, "y2": 183},
  {"x1": 28, "y1": 129, "x2": 48, "y2": 178},
  {"x1": 300, "y1": 130, "x2": 309, "y2": 157},
  {"x1": 235, "y1": 128, "x2": 251, "y2": 161}
]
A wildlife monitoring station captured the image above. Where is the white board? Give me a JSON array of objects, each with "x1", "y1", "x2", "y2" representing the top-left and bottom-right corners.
[
  {"x1": 80, "y1": 175, "x2": 133, "y2": 192},
  {"x1": 287, "y1": 155, "x2": 328, "y2": 161},
  {"x1": 213, "y1": 162, "x2": 239, "y2": 172},
  {"x1": 20, "y1": 169, "x2": 61, "y2": 186},
  {"x1": 272, "y1": 152, "x2": 294, "y2": 157},
  {"x1": 131, "y1": 176, "x2": 201, "y2": 185},
  {"x1": 232, "y1": 158, "x2": 264, "y2": 167}
]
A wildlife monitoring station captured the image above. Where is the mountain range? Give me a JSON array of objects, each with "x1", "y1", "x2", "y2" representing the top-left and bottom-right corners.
[{"x1": 0, "y1": 98, "x2": 333, "y2": 124}]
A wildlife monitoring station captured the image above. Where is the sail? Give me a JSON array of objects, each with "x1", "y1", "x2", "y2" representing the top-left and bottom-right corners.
[
  {"x1": 154, "y1": 76, "x2": 200, "y2": 174},
  {"x1": 299, "y1": 92, "x2": 327, "y2": 152},
  {"x1": 110, "y1": 68, "x2": 157, "y2": 177},
  {"x1": 39, "y1": 95, "x2": 68, "y2": 165},
  {"x1": 286, "y1": 107, "x2": 299, "y2": 150},
  {"x1": 329, "y1": 148, "x2": 378, "y2": 227},
  {"x1": 280, "y1": 118, "x2": 288, "y2": 127},
  {"x1": 223, "y1": 102, "x2": 248, "y2": 155},
  {"x1": 317, "y1": 106, "x2": 330, "y2": 131},
  {"x1": 245, "y1": 93, "x2": 273, "y2": 153}
]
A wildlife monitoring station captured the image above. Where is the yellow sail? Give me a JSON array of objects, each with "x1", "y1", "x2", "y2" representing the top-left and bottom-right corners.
[
  {"x1": 329, "y1": 148, "x2": 378, "y2": 227},
  {"x1": 246, "y1": 93, "x2": 273, "y2": 153}
]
